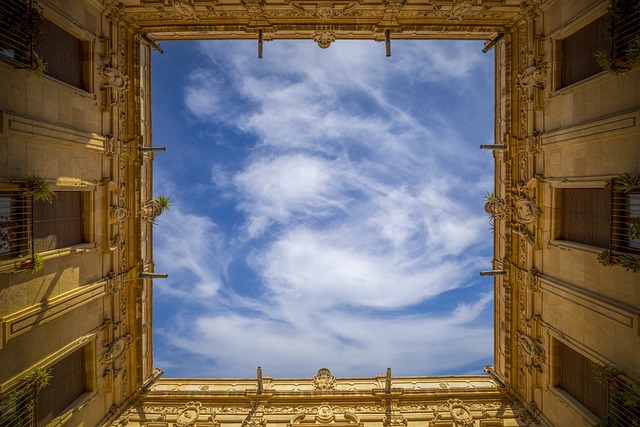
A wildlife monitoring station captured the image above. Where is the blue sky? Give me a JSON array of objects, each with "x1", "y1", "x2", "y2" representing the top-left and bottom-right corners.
[{"x1": 150, "y1": 39, "x2": 496, "y2": 378}]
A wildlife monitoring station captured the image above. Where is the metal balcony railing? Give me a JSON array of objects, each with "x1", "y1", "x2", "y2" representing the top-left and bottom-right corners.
[
  {"x1": 0, "y1": 0, "x2": 43, "y2": 68},
  {"x1": 610, "y1": 190, "x2": 640, "y2": 256},
  {"x1": 602, "y1": 377, "x2": 640, "y2": 427},
  {"x1": 0, "y1": 191, "x2": 34, "y2": 274},
  {"x1": 0, "y1": 382, "x2": 37, "y2": 427},
  {"x1": 609, "y1": 0, "x2": 640, "y2": 67}
]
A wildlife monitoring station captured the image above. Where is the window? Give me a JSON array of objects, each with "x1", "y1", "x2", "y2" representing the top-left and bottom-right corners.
[
  {"x1": 33, "y1": 191, "x2": 85, "y2": 252},
  {"x1": 561, "y1": 188, "x2": 611, "y2": 248},
  {"x1": 560, "y1": 14, "x2": 611, "y2": 88},
  {"x1": 556, "y1": 342, "x2": 608, "y2": 418},
  {"x1": 35, "y1": 18, "x2": 87, "y2": 90},
  {"x1": 36, "y1": 348, "x2": 86, "y2": 426}
]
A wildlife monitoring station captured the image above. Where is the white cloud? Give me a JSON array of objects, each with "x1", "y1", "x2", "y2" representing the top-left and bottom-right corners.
[{"x1": 152, "y1": 39, "x2": 496, "y2": 378}]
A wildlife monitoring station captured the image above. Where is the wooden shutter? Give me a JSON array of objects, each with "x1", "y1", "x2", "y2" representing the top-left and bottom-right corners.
[
  {"x1": 33, "y1": 192, "x2": 83, "y2": 252},
  {"x1": 562, "y1": 188, "x2": 611, "y2": 248},
  {"x1": 561, "y1": 14, "x2": 611, "y2": 88},
  {"x1": 560, "y1": 343, "x2": 608, "y2": 418},
  {"x1": 37, "y1": 348, "x2": 86, "y2": 426}
]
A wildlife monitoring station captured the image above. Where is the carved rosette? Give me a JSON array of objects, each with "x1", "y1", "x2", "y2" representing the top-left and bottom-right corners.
[
  {"x1": 313, "y1": 368, "x2": 337, "y2": 390},
  {"x1": 316, "y1": 405, "x2": 334, "y2": 422},
  {"x1": 312, "y1": 30, "x2": 337, "y2": 49}
]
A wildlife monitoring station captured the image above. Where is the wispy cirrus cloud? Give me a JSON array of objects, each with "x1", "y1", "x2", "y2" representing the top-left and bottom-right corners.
[{"x1": 152, "y1": 39, "x2": 495, "y2": 378}]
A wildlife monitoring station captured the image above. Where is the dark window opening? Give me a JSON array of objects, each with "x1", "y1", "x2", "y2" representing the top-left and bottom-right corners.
[
  {"x1": 37, "y1": 348, "x2": 86, "y2": 426},
  {"x1": 35, "y1": 19, "x2": 85, "y2": 90},
  {"x1": 558, "y1": 342, "x2": 608, "y2": 418},
  {"x1": 561, "y1": 188, "x2": 611, "y2": 248},
  {"x1": 33, "y1": 191, "x2": 84, "y2": 252},
  {"x1": 560, "y1": 14, "x2": 611, "y2": 88}
]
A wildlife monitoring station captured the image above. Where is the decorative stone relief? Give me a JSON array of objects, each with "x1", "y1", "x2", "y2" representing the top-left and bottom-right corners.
[
  {"x1": 316, "y1": 405, "x2": 334, "y2": 423},
  {"x1": 176, "y1": 401, "x2": 203, "y2": 427},
  {"x1": 100, "y1": 334, "x2": 132, "y2": 364},
  {"x1": 168, "y1": 0, "x2": 199, "y2": 20},
  {"x1": 313, "y1": 368, "x2": 337, "y2": 390},
  {"x1": 312, "y1": 30, "x2": 337, "y2": 49},
  {"x1": 111, "y1": 206, "x2": 129, "y2": 223},
  {"x1": 286, "y1": 2, "x2": 361, "y2": 21},
  {"x1": 449, "y1": 0, "x2": 473, "y2": 20},
  {"x1": 383, "y1": 404, "x2": 407, "y2": 427},
  {"x1": 516, "y1": 330, "x2": 546, "y2": 373},
  {"x1": 99, "y1": 66, "x2": 130, "y2": 91},
  {"x1": 517, "y1": 61, "x2": 548, "y2": 89},
  {"x1": 448, "y1": 399, "x2": 473, "y2": 427}
]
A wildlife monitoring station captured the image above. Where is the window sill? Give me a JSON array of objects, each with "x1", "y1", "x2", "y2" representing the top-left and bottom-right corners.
[
  {"x1": 45, "y1": 390, "x2": 97, "y2": 427},
  {"x1": 549, "y1": 240, "x2": 604, "y2": 254},
  {"x1": 547, "y1": 386, "x2": 600, "y2": 425},
  {"x1": 39, "y1": 243, "x2": 97, "y2": 261}
]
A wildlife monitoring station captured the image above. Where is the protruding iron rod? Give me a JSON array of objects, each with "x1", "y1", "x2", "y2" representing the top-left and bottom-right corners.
[
  {"x1": 141, "y1": 33, "x2": 164, "y2": 54},
  {"x1": 139, "y1": 147, "x2": 166, "y2": 152},
  {"x1": 258, "y1": 29, "x2": 263, "y2": 59},
  {"x1": 257, "y1": 366, "x2": 263, "y2": 394},
  {"x1": 385, "y1": 367, "x2": 392, "y2": 394},
  {"x1": 385, "y1": 29, "x2": 391, "y2": 57},
  {"x1": 479, "y1": 270, "x2": 506, "y2": 276},
  {"x1": 482, "y1": 33, "x2": 504, "y2": 53},
  {"x1": 139, "y1": 272, "x2": 169, "y2": 279},
  {"x1": 480, "y1": 144, "x2": 507, "y2": 150}
]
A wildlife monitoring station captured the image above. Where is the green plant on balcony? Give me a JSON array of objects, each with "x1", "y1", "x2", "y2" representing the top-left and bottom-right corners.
[
  {"x1": 20, "y1": 174, "x2": 55, "y2": 203},
  {"x1": 597, "y1": 250, "x2": 640, "y2": 273},
  {"x1": 605, "y1": 173, "x2": 640, "y2": 193},
  {"x1": 14, "y1": 253, "x2": 45, "y2": 274}
]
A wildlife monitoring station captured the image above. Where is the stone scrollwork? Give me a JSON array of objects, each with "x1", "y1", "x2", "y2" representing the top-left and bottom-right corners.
[
  {"x1": 316, "y1": 405, "x2": 334, "y2": 423},
  {"x1": 517, "y1": 330, "x2": 546, "y2": 373},
  {"x1": 312, "y1": 30, "x2": 337, "y2": 49},
  {"x1": 99, "y1": 66, "x2": 130, "y2": 91},
  {"x1": 168, "y1": 0, "x2": 199, "y2": 20},
  {"x1": 517, "y1": 61, "x2": 548, "y2": 89},
  {"x1": 313, "y1": 368, "x2": 337, "y2": 390},
  {"x1": 485, "y1": 196, "x2": 507, "y2": 221},
  {"x1": 449, "y1": 0, "x2": 473, "y2": 20},
  {"x1": 100, "y1": 334, "x2": 132, "y2": 364}
]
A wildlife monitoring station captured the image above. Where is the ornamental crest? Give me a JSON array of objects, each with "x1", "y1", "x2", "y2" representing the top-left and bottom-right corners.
[
  {"x1": 448, "y1": 399, "x2": 473, "y2": 427},
  {"x1": 313, "y1": 368, "x2": 337, "y2": 390},
  {"x1": 176, "y1": 401, "x2": 202, "y2": 427},
  {"x1": 99, "y1": 66, "x2": 130, "y2": 90},
  {"x1": 312, "y1": 30, "x2": 337, "y2": 49}
]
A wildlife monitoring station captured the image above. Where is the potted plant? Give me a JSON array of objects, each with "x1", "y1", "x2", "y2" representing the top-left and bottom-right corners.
[
  {"x1": 143, "y1": 195, "x2": 172, "y2": 223},
  {"x1": 20, "y1": 174, "x2": 55, "y2": 203},
  {"x1": 27, "y1": 52, "x2": 47, "y2": 76}
]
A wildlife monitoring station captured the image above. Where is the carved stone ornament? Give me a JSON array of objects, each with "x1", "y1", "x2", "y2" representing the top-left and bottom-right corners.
[
  {"x1": 167, "y1": 0, "x2": 199, "y2": 20},
  {"x1": 448, "y1": 399, "x2": 473, "y2": 427},
  {"x1": 100, "y1": 334, "x2": 132, "y2": 364},
  {"x1": 111, "y1": 206, "x2": 129, "y2": 223},
  {"x1": 517, "y1": 61, "x2": 548, "y2": 89},
  {"x1": 514, "y1": 198, "x2": 539, "y2": 224},
  {"x1": 316, "y1": 405, "x2": 334, "y2": 423},
  {"x1": 99, "y1": 66, "x2": 130, "y2": 90},
  {"x1": 484, "y1": 196, "x2": 506, "y2": 221},
  {"x1": 449, "y1": 0, "x2": 473, "y2": 20},
  {"x1": 176, "y1": 401, "x2": 203, "y2": 427},
  {"x1": 313, "y1": 368, "x2": 337, "y2": 390},
  {"x1": 312, "y1": 30, "x2": 336, "y2": 49}
]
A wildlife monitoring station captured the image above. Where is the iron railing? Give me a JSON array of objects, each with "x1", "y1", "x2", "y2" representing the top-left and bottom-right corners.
[
  {"x1": 0, "y1": 191, "x2": 34, "y2": 274},
  {"x1": 0, "y1": 0, "x2": 43, "y2": 68},
  {"x1": 610, "y1": 190, "x2": 640, "y2": 256},
  {"x1": 0, "y1": 382, "x2": 37, "y2": 427},
  {"x1": 602, "y1": 377, "x2": 640, "y2": 427},
  {"x1": 609, "y1": 0, "x2": 640, "y2": 66}
]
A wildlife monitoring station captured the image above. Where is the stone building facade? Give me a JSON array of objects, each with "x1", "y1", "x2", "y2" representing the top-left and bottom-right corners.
[{"x1": 0, "y1": 0, "x2": 638, "y2": 426}]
